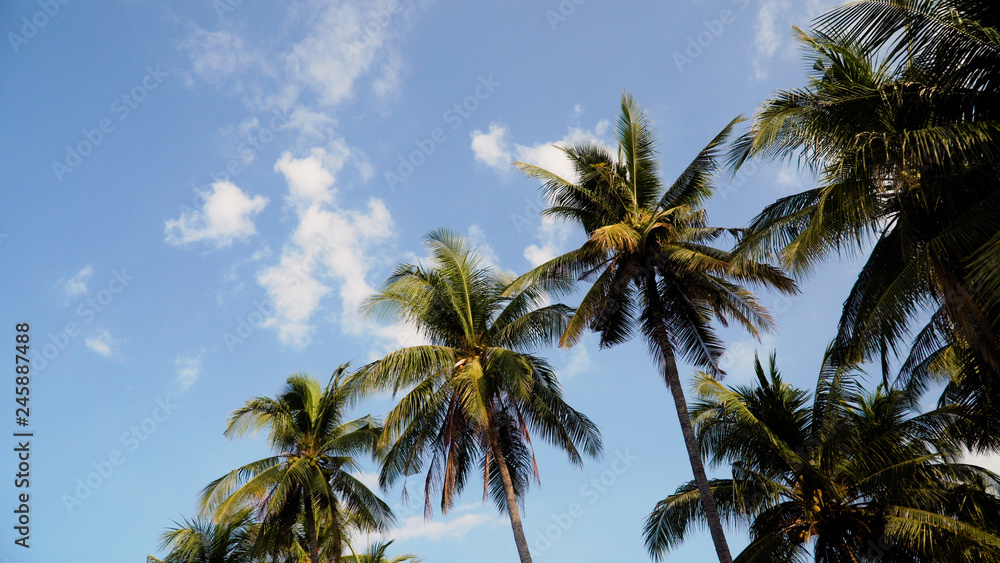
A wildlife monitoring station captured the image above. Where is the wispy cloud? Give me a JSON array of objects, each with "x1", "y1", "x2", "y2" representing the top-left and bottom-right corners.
[
  {"x1": 558, "y1": 343, "x2": 592, "y2": 380},
  {"x1": 62, "y1": 265, "x2": 94, "y2": 298},
  {"x1": 180, "y1": 0, "x2": 421, "y2": 149},
  {"x1": 174, "y1": 349, "x2": 208, "y2": 391},
  {"x1": 751, "y1": 0, "x2": 827, "y2": 81},
  {"x1": 390, "y1": 511, "x2": 502, "y2": 542},
  {"x1": 85, "y1": 329, "x2": 121, "y2": 358}
]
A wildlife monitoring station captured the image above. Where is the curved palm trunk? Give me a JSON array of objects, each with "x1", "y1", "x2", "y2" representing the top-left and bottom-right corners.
[
  {"x1": 644, "y1": 281, "x2": 734, "y2": 563},
  {"x1": 490, "y1": 433, "x2": 534, "y2": 563}
]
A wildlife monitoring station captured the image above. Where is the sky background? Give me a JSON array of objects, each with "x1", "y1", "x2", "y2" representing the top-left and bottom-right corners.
[{"x1": 4, "y1": 1, "x2": 992, "y2": 561}]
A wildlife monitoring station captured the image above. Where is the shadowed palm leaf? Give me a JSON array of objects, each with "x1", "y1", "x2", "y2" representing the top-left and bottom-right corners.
[{"x1": 644, "y1": 350, "x2": 1000, "y2": 562}]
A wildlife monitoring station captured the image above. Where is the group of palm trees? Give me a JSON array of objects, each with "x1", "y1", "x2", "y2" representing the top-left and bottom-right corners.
[{"x1": 147, "y1": 1, "x2": 1000, "y2": 561}]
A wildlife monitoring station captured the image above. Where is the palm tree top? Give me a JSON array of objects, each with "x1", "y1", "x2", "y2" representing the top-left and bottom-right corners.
[
  {"x1": 198, "y1": 367, "x2": 393, "y2": 563},
  {"x1": 507, "y1": 92, "x2": 796, "y2": 369},
  {"x1": 646, "y1": 348, "x2": 1000, "y2": 561}
]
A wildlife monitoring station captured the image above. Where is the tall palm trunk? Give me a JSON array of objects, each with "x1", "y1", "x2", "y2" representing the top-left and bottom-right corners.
[
  {"x1": 644, "y1": 278, "x2": 734, "y2": 563},
  {"x1": 304, "y1": 495, "x2": 322, "y2": 563},
  {"x1": 330, "y1": 498, "x2": 343, "y2": 563},
  {"x1": 490, "y1": 432, "x2": 534, "y2": 563}
]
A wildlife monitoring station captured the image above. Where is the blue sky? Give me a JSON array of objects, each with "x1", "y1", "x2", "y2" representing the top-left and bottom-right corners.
[{"x1": 6, "y1": 0, "x2": 980, "y2": 561}]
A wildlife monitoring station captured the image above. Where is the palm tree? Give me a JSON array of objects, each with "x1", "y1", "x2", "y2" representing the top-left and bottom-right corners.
[
  {"x1": 728, "y1": 3, "x2": 1000, "y2": 409},
  {"x1": 505, "y1": 93, "x2": 798, "y2": 563},
  {"x1": 342, "y1": 540, "x2": 422, "y2": 563},
  {"x1": 355, "y1": 229, "x2": 603, "y2": 563},
  {"x1": 644, "y1": 350, "x2": 1000, "y2": 561},
  {"x1": 199, "y1": 367, "x2": 394, "y2": 563},
  {"x1": 147, "y1": 509, "x2": 256, "y2": 563}
]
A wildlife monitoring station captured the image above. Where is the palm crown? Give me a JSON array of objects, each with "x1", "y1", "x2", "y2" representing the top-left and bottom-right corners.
[
  {"x1": 645, "y1": 350, "x2": 1000, "y2": 561},
  {"x1": 199, "y1": 368, "x2": 393, "y2": 563},
  {"x1": 355, "y1": 229, "x2": 602, "y2": 563},
  {"x1": 509, "y1": 93, "x2": 796, "y2": 371}
]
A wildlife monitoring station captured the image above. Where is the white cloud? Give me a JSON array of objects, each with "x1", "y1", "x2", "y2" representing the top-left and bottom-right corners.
[
  {"x1": 472, "y1": 118, "x2": 615, "y2": 267},
  {"x1": 288, "y1": 2, "x2": 397, "y2": 108},
  {"x1": 165, "y1": 181, "x2": 269, "y2": 248},
  {"x1": 257, "y1": 248, "x2": 333, "y2": 347},
  {"x1": 558, "y1": 343, "x2": 592, "y2": 380},
  {"x1": 751, "y1": 0, "x2": 828, "y2": 81},
  {"x1": 174, "y1": 350, "x2": 207, "y2": 391},
  {"x1": 179, "y1": 0, "x2": 419, "y2": 178},
  {"x1": 367, "y1": 322, "x2": 428, "y2": 360},
  {"x1": 176, "y1": 3, "x2": 428, "y2": 354},
  {"x1": 372, "y1": 50, "x2": 405, "y2": 100},
  {"x1": 718, "y1": 335, "x2": 777, "y2": 385},
  {"x1": 389, "y1": 512, "x2": 501, "y2": 542},
  {"x1": 465, "y1": 225, "x2": 502, "y2": 270},
  {"x1": 470, "y1": 123, "x2": 513, "y2": 169},
  {"x1": 523, "y1": 217, "x2": 577, "y2": 268},
  {"x1": 180, "y1": 29, "x2": 266, "y2": 87},
  {"x1": 62, "y1": 265, "x2": 94, "y2": 298},
  {"x1": 964, "y1": 450, "x2": 1000, "y2": 475},
  {"x1": 471, "y1": 117, "x2": 610, "y2": 268},
  {"x1": 182, "y1": 0, "x2": 414, "y2": 111},
  {"x1": 472, "y1": 118, "x2": 613, "y2": 183},
  {"x1": 275, "y1": 148, "x2": 336, "y2": 205},
  {"x1": 257, "y1": 150, "x2": 395, "y2": 348},
  {"x1": 85, "y1": 329, "x2": 120, "y2": 358}
]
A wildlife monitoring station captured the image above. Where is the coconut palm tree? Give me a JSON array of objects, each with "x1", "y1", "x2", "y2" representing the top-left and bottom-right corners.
[
  {"x1": 342, "y1": 540, "x2": 422, "y2": 563},
  {"x1": 505, "y1": 93, "x2": 798, "y2": 563},
  {"x1": 731, "y1": 26, "x2": 1000, "y2": 361},
  {"x1": 644, "y1": 350, "x2": 1000, "y2": 561},
  {"x1": 729, "y1": 3, "x2": 1000, "y2": 406},
  {"x1": 354, "y1": 229, "x2": 603, "y2": 563},
  {"x1": 199, "y1": 368, "x2": 393, "y2": 563},
  {"x1": 147, "y1": 509, "x2": 256, "y2": 563}
]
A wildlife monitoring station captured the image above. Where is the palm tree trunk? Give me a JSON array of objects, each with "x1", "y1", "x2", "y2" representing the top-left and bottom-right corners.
[
  {"x1": 644, "y1": 281, "x2": 734, "y2": 563},
  {"x1": 305, "y1": 495, "x2": 322, "y2": 563},
  {"x1": 491, "y1": 433, "x2": 534, "y2": 563},
  {"x1": 331, "y1": 499, "x2": 343, "y2": 563},
  {"x1": 840, "y1": 539, "x2": 860, "y2": 563}
]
